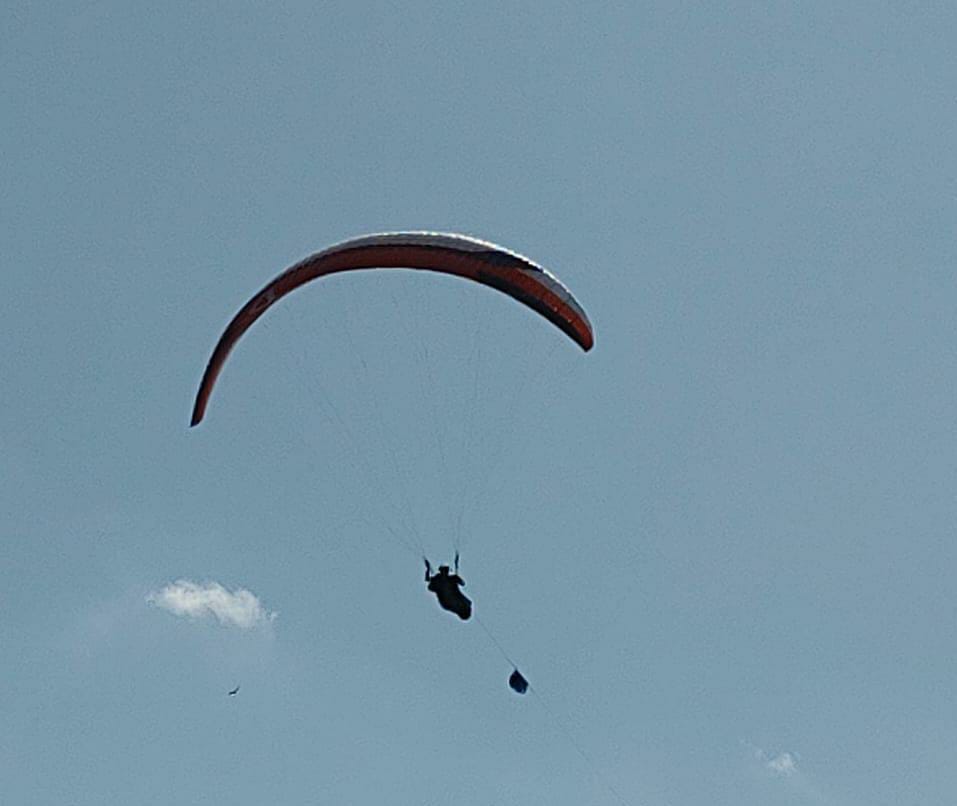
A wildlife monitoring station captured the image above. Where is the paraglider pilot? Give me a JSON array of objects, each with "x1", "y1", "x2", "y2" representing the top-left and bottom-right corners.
[{"x1": 424, "y1": 557, "x2": 472, "y2": 621}]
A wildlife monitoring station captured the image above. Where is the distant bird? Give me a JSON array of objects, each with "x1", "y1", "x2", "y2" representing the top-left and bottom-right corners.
[{"x1": 227, "y1": 685, "x2": 240, "y2": 696}]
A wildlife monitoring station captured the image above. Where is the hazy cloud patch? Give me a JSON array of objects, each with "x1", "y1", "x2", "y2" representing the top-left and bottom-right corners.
[
  {"x1": 148, "y1": 580, "x2": 275, "y2": 629},
  {"x1": 766, "y1": 751, "x2": 797, "y2": 776},
  {"x1": 745, "y1": 742, "x2": 801, "y2": 778}
]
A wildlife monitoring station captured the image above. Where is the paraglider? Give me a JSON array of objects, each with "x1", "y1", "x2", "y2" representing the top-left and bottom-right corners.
[
  {"x1": 424, "y1": 558, "x2": 471, "y2": 621},
  {"x1": 189, "y1": 231, "x2": 595, "y2": 703},
  {"x1": 186, "y1": 230, "x2": 616, "y2": 794},
  {"x1": 190, "y1": 232, "x2": 593, "y2": 426}
]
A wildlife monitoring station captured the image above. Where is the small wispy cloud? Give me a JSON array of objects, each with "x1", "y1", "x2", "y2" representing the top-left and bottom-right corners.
[
  {"x1": 743, "y1": 742, "x2": 837, "y2": 804},
  {"x1": 745, "y1": 741, "x2": 800, "y2": 777},
  {"x1": 147, "y1": 580, "x2": 276, "y2": 629},
  {"x1": 766, "y1": 751, "x2": 797, "y2": 776}
]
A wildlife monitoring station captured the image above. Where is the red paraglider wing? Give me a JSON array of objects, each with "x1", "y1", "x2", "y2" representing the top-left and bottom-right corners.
[{"x1": 191, "y1": 232, "x2": 594, "y2": 426}]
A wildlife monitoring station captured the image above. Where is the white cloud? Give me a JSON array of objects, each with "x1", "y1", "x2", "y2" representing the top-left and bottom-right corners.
[
  {"x1": 147, "y1": 579, "x2": 275, "y2": 629},
  {"x1": 766, "y1": 752, "x2": 797, "y2": 776},
  {"x1": 744, "y1": 743, "x2": 835, "y2": 803},
  {"x1": 745, "y1": 742, "x2": 800, "y2": 778}
]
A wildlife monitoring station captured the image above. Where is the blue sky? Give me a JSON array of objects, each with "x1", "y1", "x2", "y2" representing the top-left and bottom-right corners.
[{"x1": 3, "y1": 2, "x2": 957, "y2": 804}]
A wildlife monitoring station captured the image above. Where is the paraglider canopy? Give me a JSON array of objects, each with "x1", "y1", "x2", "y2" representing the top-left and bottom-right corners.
[
  {"x1": 509, "y1": 669, "x2": 529, "y2": 694},
  {"x1": 190, "y1": 232, "x2": 594, "y2": 426}
]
